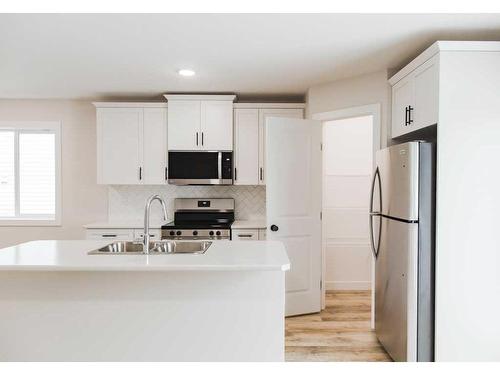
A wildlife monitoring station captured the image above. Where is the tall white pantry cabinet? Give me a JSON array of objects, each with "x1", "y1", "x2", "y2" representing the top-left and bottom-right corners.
[{"x1": 389, "y1": 41, "x2": 500, "y2": 361}]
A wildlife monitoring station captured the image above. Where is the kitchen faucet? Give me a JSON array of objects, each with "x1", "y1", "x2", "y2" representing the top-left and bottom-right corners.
[{"x1": 143, "y1": 195, "x2": 168, "y2": 254}]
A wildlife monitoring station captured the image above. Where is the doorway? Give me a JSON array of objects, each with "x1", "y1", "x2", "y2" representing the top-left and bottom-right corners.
[
  {"x1": 322, "y1": 115, "x2": 374, "y2": 294},
  {"x1": 313, "y1": 104, "x2": 381, "y2": 322}
]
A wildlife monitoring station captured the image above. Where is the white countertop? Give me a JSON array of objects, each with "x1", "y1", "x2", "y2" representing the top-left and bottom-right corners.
[
  {"x1": 0, "y1": 240, "x2": 290, "y2": 272},
  {"x1": 231, "y1": 219, "x2": 267, "y2": 229}
]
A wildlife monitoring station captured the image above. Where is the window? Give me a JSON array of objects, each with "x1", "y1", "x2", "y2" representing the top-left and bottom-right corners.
[{"x1": 0, "y1": 122, "x2": 61, "y2": 225}]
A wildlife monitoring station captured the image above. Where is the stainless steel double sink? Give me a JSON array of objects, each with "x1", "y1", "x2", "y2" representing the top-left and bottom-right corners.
[{"x1": 88, "y1": 240, "x2": 212, "y2": 255}]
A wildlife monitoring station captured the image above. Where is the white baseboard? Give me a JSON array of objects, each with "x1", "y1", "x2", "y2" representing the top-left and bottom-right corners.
[{"x1": 325, "y1": 281, "x2": 371, "y2": 290}]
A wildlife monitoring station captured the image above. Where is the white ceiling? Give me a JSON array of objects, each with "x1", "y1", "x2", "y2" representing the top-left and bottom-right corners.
[{"x1": 1, "y1": 13, "x2": 500, "y2": 100}]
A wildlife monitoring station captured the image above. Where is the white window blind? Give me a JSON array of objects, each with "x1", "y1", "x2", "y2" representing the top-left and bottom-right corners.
[
  {"x1": 0, "y1": 127, "x2": 59, "y2": 222},
  {"x1": 19, "y1": 132, "x2": 56, "y2": 216}
]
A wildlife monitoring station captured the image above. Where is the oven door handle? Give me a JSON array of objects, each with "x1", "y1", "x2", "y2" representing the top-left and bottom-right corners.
[{"x1": 218, "y1": 152, "x2": 222, "y2": 180}]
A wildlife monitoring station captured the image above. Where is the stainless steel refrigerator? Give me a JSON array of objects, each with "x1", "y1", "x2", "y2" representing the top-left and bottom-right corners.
[{"x1": 369, "y1": 141, "x2": 435, "y2": 362}]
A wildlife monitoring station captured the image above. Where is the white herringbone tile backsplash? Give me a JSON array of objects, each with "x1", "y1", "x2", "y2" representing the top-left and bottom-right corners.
[{"x1": 108, "y1": 185, "x2": 266, "y2": 221}]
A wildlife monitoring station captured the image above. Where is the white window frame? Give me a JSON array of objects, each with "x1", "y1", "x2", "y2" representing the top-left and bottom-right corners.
[{"x1": 0, "y1": 121, "x2": 62, "y2": 226}]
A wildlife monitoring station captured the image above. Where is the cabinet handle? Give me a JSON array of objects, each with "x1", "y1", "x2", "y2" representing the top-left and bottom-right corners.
[
  {"x1": 139, "y1": 167, "x2": 142, "y2": 180},
  {"x1": 196, "y1": 132, "x2": 199, "y2": 146},
  {"x1": 102, "y1": 234, "x2": 117, "y2": 238},
  {"x1": 405, "y1": 106, "x2": 409, "y2": 126},
  {"x1": 260, "y1": 167, "x2": 263, "y2": 181},
  {"x1": 238, "y1": 234, "x2": 253, "y2": 238},
  {"x1": 202, "y1": 132, "x2": 204, "y2": 146},
  {"x1": 234, "y1": 167, "x2": 237, "y2": 181},
  {"x1": 408, "y1": 106, "x2": 414, "y2": 124}
]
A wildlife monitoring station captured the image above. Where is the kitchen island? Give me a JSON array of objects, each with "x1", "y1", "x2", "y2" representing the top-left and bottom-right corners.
[{"x1": 0, "y1": 240, "x2": 289, "y2": 361}]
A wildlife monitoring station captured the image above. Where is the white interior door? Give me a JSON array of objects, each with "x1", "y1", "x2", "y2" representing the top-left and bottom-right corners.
[{"x1": 266, "y1": 117, "x2": 322, "y2": 316}]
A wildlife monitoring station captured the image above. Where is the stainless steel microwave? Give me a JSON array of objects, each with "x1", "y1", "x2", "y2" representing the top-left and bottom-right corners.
[{"x1": 168, "y1": 151, "x2": 233, "y2": 185}]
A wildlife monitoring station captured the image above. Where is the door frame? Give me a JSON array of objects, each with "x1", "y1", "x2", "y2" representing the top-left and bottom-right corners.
[{"x1": 312, "y1": 103, "x2": 381, "y2": 327}]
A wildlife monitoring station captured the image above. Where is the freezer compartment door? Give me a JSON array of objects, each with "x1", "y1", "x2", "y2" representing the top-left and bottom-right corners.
[
  {"x1": 375, "y1": 217, "x2": 418, "y2": 362},
  {"x1": 375, "y1": 142, "x2": 419, "y2": 221}
]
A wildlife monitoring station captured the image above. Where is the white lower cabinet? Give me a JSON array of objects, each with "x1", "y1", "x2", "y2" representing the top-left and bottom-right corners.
[
  {"x1": 85, "y1": 229, "x2": 135, "y2": 241},
  {"x1": 258, "y1": 229, "x2": 267, "y2": 240},
  {"x1": 231, "y1": 228, "x2": 267, "y2": 240},
  {"x1": 232, "y1": 229, "x2": 259, "y2": 241},
  {"x1": 85, "y1": 229, "x2": 161, "y2": 241}
]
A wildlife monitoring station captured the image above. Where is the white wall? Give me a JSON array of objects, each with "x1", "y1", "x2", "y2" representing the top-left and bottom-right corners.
[
  {"x1": 108, "y1": 185, "x2": 266, "y2": 222},
  {"x1": 307, "y1": 70, "x2": 391, "y2": 147},
  {"x1": 323, "y1": 116, "x2": 373, "y2": 290},
  {"x1": 307, "y1": 70, "x2": 390, "y2": 291},
  {"x1": 0, "y1": 100, "x2": 108, "y2": 248}
]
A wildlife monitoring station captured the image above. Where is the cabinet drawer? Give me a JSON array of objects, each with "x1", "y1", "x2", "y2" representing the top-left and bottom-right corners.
[
  {"x1": 232, "y1": 229, "x2": 259, "y2": 241},
  {"x1": 86, "y1": 229, "x2": 134, "y2": 240}
]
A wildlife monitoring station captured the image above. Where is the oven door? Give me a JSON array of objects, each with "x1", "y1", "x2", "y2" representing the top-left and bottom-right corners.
[{"x1": 168, "y1": 151, "x2": 233, "y2": 185}]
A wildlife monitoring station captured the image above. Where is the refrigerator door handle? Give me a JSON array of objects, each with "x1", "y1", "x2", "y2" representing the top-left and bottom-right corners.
[
  {"x1": 369, "y1": 167, "x2": 382, "y2": 215},
  {"x1": 369, "y1": 167, "x2": 382, "y2": 258},
  {"x1": 369, "y1": 214, "x2": 382, "y2": 259}
]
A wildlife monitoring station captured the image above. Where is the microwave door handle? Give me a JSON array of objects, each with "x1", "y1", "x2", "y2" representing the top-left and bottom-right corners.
[{"x1": 218, "y1": 152, "x2": 222, "y2": 180}]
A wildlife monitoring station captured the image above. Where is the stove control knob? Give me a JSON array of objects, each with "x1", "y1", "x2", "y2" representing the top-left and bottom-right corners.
[
  {"x1": 209, "y1": 231, "x2": 214, "y2": 236},
  {"x1": 169, "y1": 231, "x2": 175, "y2": 236},
  {"x1": 193, "y1": 231, "x2": 198, "y2": 236},
  {"x1": 176, "y1": 231, "x2": 182, "y2": 236},
  {"x1": 216, "y1": 231, "x2": 221, "y2": 236}
]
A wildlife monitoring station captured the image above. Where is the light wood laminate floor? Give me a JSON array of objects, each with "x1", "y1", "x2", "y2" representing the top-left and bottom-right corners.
[{"x1": 285, "y1": 290, "x2": 392, "y2": 361}]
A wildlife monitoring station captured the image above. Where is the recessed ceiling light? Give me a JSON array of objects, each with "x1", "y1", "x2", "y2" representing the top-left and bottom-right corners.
[{"x1": 178, "y1": 69, "x2": 195, "y2": 77}]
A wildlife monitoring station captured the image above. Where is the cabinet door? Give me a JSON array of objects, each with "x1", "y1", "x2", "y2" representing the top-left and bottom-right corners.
[
  {"x1": 97, "y1": 108, "x2": 143, "y2": 184},
  {"x1": 391, "y1": 75, "x2": 415, "y2": 138},
  {"x1": 143, "y1": 108, "x2": 167, "y2": 184},
  {"x1": 259, "y1": 108, "x2": 303, "y2": 185},
  {"x1": 167, "y1": 100, "x2": 201, "y2": 150},
  {"x1": 134, "y1": 229, "x2": 162, "y2": 241},
  {"x1": 232, "y1": 229, "x2": 259, "y2": 241},
  {"x1": 234, "y1": 109, "x2": 259, "y2": 185},
  {"x1": 201, "y1": 101, "x2": 233, "y2": 150},
  {"x1": 413, "y1": 55, "x2": 439, "y2": 131},
  {"x1": 258, "y1": 229, "x2": 267, "y2": 240}
]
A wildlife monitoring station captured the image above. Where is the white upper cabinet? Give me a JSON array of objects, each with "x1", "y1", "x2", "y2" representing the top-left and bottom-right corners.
[
  {"x1": 390, "y1": 54, "x2": 439, "y2": 138},
  {"x1": 391, "y1": 75, "x2": 415, "y2": 138},
  {"x1": 167, "y1": 100, "x2": 201, "y2": 150},
  {"x1": 201, "y1": 101, "x2": 234, "y2": 150},
  {"x1": 413, "y1": 56, "x2": 439, "y2": 131},
  {"x1": 234, "y1": 109, "x2": 259, "y2": 185},
  {"x1": 165, "y1": 95, "x2": 235, "y2": 151},
  {"x1": 258, "y1": 108, "x2": 304, "y2": 185},
  {"x1": 95, "y1": 103, "x2": 167, "y2": 185},
  {"x1": 143, "y1": 108, "x2": 168, "y2": 184},
  {"x1": 233, "y1": 105, "x2": 304, "y2": 186}
]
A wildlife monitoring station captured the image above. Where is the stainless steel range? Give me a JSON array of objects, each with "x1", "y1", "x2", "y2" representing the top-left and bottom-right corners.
[{"x1": 161, "y1": 198, "x2": 234, "y2": 240}]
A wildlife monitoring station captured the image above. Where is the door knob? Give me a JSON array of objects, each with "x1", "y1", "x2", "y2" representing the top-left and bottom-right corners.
[{"x1": 270, "y1": 224, "x2": 279, "y2": 232}]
